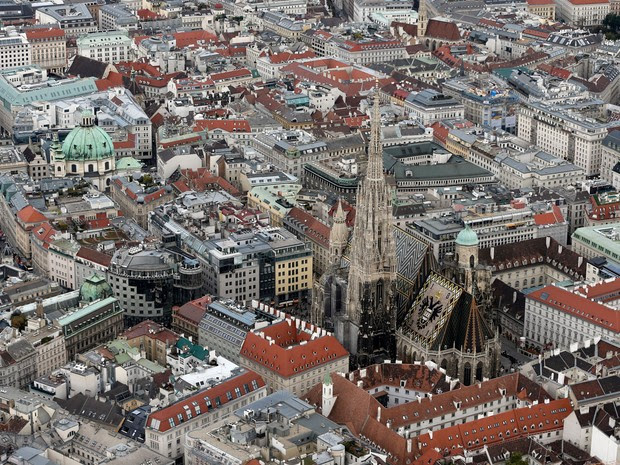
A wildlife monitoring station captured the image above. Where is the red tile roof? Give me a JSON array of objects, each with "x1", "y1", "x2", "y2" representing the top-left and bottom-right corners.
[
  {"x1": 240, "y1": 320, "x2": 348, "y2": 378},
  {"x1": 32, "y1": 222, "x2": 58, "y2": 248},
  {"x1": 137, "y1": 8, "x2": 159, "y2": 20},
  {"x1": 533, "y1": 204, "x2": 565, "y2": 225},
  {"x1": 173, "y1": 296, "x2": 212, "y2": 326},
  {"x1": 193, "y1": 119, "x2": 251, "y2": 133},
  {"x1": 425, "y1": 19, "x2": 461, "y2": 41},
  {"x1": 210, "y1": 68, "x2": 252, "y2": 82},
  {"x1": 146, "y1": 370, "x2": 265, "y2": 432},
  {"x1": 286, "y1": 207, "x2": 331, "y2": 248},
  {"x1": 76, "y1": 247, "x2": 112, "y2": 267},
  {"x1": 416, "y1": 398, "x2": 572, "y2": 459},
  {"x1": 174, "y1": 30, "x2": 217, "y2": 48},
  {"x1": 25, "y1": 27, "x2": 64, "y2": 40},
  {"x1": 122, "y1": 320, "x2": 179, "y2": 345},
  {"x1": 529, "y1": 285, "x2": 620, "y2": 332},
  {"x1": 17, "y1": 205, "x2": 46, "y2": 224},
  {"x1": 575, "y1": 278, "x2": 620, "y2": 303},
  {"x1": 267, "y1": 50, "x2": 316, "y2": 64},
  {"x1": 305, "y1": 371, "x2": 552, "y2": 464},
  {"x1": 175, "y1": 168, "x2": 240, "y2": 197}
]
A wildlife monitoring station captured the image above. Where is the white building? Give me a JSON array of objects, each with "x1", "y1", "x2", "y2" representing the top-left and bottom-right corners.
[
  {"x1": 556, "y1": 0, "x2": 610, "y2": 27},
  {"x1": 405, "y1": 89, "x2": 465, "y2": 125},
  {"x1": 525, "y1": 283, "x2": 620, "y2": 350},
  {"x1": 35, "y1": 4, "x2": 98, "y2": 37},
  {"x1": 76, "y1": 32, "x2": 132, "y2": 64},
  {"x1": 143, "y1": 370, "x2": 267, "y2": 461},
  {"x1": 0, "y1": 31, "x2": 30, "y2": 70},
  {"x1": 518, "y1": 100, "x2": 611, "y2": 177}
]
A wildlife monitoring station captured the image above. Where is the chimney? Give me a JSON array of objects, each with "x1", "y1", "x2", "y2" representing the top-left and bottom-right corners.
[
  {"x1": 429, "y1": 430, "x2": 433, "y2": 439},
  {"x1": 513, "y1": 291, "x2": 517, "y2": 303},
  {"x1": 546, "y1": 236, "x2": 551, "y2": 248},
  {"x1": 578, "y1": 256, "x2": 583, "y2": 267},
  {"x1": 407, "y1": 438, "x2": 412, "y2": 453},
  {"x1": 377, "y1": 407, "x2": 381, "y2": 422},
  {"x1": 558, "y1": 244, "x2": 563, "y2": 254},
  {"x1": 490, "y1": 247, "x2": 495, "y2": 260}
]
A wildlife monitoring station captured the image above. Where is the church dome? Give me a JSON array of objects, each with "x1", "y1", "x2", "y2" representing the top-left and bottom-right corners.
[
  {"x1": 80, "y1": 272, "x2": 113, "y2": 303},
  {"x1": 62, "y1": 112, "x2": 114, "y2": 161},
  {"x1": 455, "y1": 224, "x2": 478, "y2": 246}
]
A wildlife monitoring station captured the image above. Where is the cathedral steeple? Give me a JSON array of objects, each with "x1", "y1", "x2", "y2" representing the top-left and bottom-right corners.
[{"x1": 341, "y1": 88, "x2": 397, "y2": 367}]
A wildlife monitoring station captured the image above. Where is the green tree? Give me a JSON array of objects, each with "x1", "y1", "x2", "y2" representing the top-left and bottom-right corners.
[
  {"x1": 10, "y1": 311, "x2": 26, "y2": 331},
  {"x1": 506, "y1": 452, "x2": 527, "y2": 465}
]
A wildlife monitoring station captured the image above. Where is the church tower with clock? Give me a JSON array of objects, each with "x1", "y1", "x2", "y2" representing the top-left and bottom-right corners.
[{"x1": 335, "y1": 90, "x2": 397, "y2": 368}]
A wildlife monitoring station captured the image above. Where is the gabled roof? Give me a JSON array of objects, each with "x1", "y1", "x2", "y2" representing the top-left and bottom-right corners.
[
  {"x1": 240, "y1": 320, "x2": 348, "y2": 378},
  {"x1": 17, "y1": 205, "x2": 46, "y2": 224},
  {"x1": 286, "y1": 207, "x2": 331, "y2": 248},
  {"x1": 533, "y1": 204, "x2": 565, "y2": 225},
  {"x1": 425, "y1": 19, "x2": 461, "y2": 41},
  {"x1": 67, "y1": 55, "x2": 111, "y2": 79},
  {"x1": 76, "y1": 247, "x2": 112, "y2": 267},
  {"x1": 173, "y1": 295, "x2": 212, "y2": 325},
  {"x1": 529, "y1": 285, "x2": 620, "y2": 332},
  {"x1": 416, "y1": 398, "x2": 572, "y2": 459},
  {"x1": 146, "y1": 370, "x2": 265, "y2": 432},
  {"x1": 479, "y1": 237, "x2": 586, "y2": 279}
]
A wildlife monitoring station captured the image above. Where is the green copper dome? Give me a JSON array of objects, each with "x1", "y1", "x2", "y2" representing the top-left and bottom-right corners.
[
  {"x1": 456, "y1": 224, "x2": 479, "y2": 246},
  {"x1": 116, "y1": 156, "x2": 143, "y2": 171},
  {"x1": 62, "y1": 112, "x2": 114, "y2": 161},
  {"x1": 80, "y1": 272, "x2": 113, "y2": 303}
]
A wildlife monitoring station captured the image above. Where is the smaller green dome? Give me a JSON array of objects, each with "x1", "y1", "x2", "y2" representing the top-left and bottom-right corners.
[
  {"x1": 116, "y1": 157, "x2": 143, "y2": 171},
  {"x1": 62, "y1": 111, "x2": 114, "y2": 161},
  {"x1": 80, "y1": 272, "x2": 113, "y2": 302},
  {"x1": 456, "y1": 224, "x2": 479, "y2": 246}
]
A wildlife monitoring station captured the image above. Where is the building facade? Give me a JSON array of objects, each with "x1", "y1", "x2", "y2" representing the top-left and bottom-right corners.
[
  {"x1": 25, "y1": 28, "x2": 66, "y2": 74},
  {"x1": 525, "y1": 284, "x2": 620, "y2": 349}
]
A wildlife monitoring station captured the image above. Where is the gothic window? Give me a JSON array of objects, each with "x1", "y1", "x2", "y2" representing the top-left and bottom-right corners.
[
  {"x1": 464, "y1": 362, "x2": 472, "y2": 386},
  {"x1": 376, "y1": 280, "x2": 383, "y2": 303},
  {"x1": 470, "y1": 255, "x2": 475, "y2": 268}
]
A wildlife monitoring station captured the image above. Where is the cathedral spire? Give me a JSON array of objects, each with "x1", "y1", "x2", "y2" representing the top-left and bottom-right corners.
[
  {"x1": 367, "y1": 90, "x2": 383, "y2": 182},
  {"x1": 340, "y1": 82, "x2": 397, "y2": 367}
]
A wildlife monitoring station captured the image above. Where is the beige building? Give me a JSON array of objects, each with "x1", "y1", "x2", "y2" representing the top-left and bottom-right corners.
[
  {"x1": 25, "y1": 316, "x2": 67, "y2": 378},
  {"x1": 239, "y1": 319, "x2": 349, "y2": 397},
  {"x1": 556, "y1": 0, "x2": 609, "y2": 27},
  {"x1": 120, "y1": 320, "x2": 179, "y2": 367},
  {"x1": 25, "y1": 28, "x2": 66, "y2": 73},
  {"x1": 527, "y1": 0, "x2": 556, "y2": 19},
  {"x1": 518, "y1": 100, "x2": 610, "y2": 177},
  {"x1": 0, "y1": 198, "x2": 48, "y2": 258},
  {"x1": 110, "y1": 176, "x2": 174, "y2": 229}
]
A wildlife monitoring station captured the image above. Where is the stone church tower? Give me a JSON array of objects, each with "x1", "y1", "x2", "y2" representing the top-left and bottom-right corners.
[
  {"x1": 329, "y1": 200, "x2": 349, "y2": 266},
  {"x1": 417, "y1": 0, "x2": 429, "y2": 38},
  {"x1": 337, "y1": 90, "x2": 397, "y2": 368}
]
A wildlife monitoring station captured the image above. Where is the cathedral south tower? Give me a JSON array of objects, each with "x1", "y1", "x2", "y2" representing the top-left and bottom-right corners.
[{"x1": 339, "y1": 90, "x2": 397, "y2": 367}]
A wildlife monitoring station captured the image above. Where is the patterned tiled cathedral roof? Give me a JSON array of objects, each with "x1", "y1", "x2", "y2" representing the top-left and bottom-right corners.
[{"x1": 401, "y1": 271, "x2": 494, "y2": 352}]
